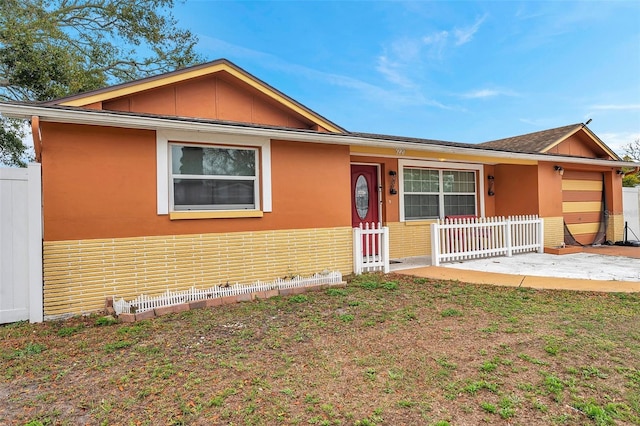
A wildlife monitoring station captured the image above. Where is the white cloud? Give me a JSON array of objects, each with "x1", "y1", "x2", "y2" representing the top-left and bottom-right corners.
[
  {"x1": 461, "y1": 88, "x2": 518, "y2": 99},
  {"x1": 453, "y1": 14, "x2": 488, "y2": 46},
  {"x1": 422, "y1": 30, "x2": 449, "y2": 46},
  {"x1": 419, "y1": 14, "x2": 487, "y2": 58},
  {"x1": 376, "y1": 55, "x2": 415, "y2": 89},
  {"x1": 389, "y1": 37, "x2": 423, "y2": 62},
  {"x1": 422, "y1": 30, "x2": 450, "y2": 59},
  {"x1": 375, "y1": 14, "x2": 489, "y2": 92},
  {"x1": 591, "y1": 104, "x2": 640, "y2": 111},
  {"x1": 518, "y1": 118, "x2": 557, "y2": 127},
  {"x1": 198, "y1": 35, "x2": 271, "y2": 61},
  {"x1": 421, "y1": 14, "x2": 488, "y2": 50},
  {"x1": 465, "y1": 89, "x2": 499, "y2": 98},
  {"x1": 199, "y1": 35, "x2": 443, "y2": 109},
  {"x1": 598, "y1": 131, "x2": 640, "y2": 157}
]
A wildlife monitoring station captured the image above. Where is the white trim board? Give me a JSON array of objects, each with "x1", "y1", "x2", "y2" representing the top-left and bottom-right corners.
[{"x1": 156, "y1": 130, "x2": 272, "y2": 215}]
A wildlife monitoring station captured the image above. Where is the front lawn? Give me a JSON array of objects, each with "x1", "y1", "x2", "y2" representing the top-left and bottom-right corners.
[{"x1": 1, "y1": 273, "x2": 639, "y2": 425}]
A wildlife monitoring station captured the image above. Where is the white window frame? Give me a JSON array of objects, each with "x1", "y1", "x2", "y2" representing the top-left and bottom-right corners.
[
  {"x1": 156, "y1": 130, "x2": 272, "y2": 215},
  {"x1": 399, "y1": 159, "x2": 485, "y2": 222}
]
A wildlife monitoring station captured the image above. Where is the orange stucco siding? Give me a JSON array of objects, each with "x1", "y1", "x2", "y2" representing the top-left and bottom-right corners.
[
  {"x1": 40, "y1": 123, "x2": 351, "y2": 242},
  {"x1": 605, "y1": 171, "x2": 623, "y2": 215},
  {"x1": 102, "y1": 75, "x2": 313, "y2": 130},
  {"x1": 537, "y1": 163, "x2": 564, "y2": 217},
  {"x1": 41, "y1": 123, "x2": 158, "y2": 242},
  {"x1": 494, "y1": 164, "x2": 540, "y2": 216},
  {"x1": 484, "y1": 165, "x2": 496, "y2": 217},
  {"x1": 270, "y1": 140, "x2": 351, "y2": 228}
]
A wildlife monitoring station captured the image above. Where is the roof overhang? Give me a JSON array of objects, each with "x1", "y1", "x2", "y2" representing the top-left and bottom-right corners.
[{"x1": 2, "y1": 102, "x2": 637, "y2": 168}]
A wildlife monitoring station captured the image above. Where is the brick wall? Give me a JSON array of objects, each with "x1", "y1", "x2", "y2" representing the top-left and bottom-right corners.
[
  {"x1": 543, "y1": 216, "x2": 565, "y2": 247},
  {"x1": 387, "y1": 221, "x2": 434, "y2": 259},
  {"x1": 607, "y1": 214, "x2": 624, "y2": 243},
  {"x1": 43, "y1": 227, "x2": 352, "y2": 317}
]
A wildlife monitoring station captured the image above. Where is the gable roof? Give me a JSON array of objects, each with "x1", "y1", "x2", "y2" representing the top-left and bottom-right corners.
[
  {"x1": 43, "y1": 59, "x2": 346, "y2": 134},
  {"x1": 479, "y1": 123, "x2": 621, "y2": 160}
]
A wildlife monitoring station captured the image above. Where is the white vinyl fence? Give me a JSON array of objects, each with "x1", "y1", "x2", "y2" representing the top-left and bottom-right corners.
[
  {"x1": 430, "y1": 215, "x2": 544, "y2": 266},
  {"x1": 622, "y1": 187, "x2": 640, "y2": 242},
  {"x1": 353, "y1": 222, "x2": 389, "y2": 274},
  {"x1": 0, "y1": 164, "x2": 43, "y2": 323}
]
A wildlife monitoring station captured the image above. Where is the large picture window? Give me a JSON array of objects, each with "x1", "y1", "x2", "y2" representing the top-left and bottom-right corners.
[
  {"x1": 170, "y1": 144, "x2": 259, "y2": 211},
  {"x1": 403, "y1": 167, "x2": 476, "y2": 220}
]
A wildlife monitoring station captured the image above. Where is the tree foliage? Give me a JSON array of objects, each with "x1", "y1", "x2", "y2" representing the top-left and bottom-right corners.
[
  {"x1": 622, "y1": 139, "x2": 640, "y2": 162},
  {"x1": 0, "y1": 0, "x2": 202, "y2": 166},
  {"x1": 621, "y1": 139, "x2": 640, "y2": 187},
  {"x1": 0, "y1": 118, "x2": 28, "y2": 166}
]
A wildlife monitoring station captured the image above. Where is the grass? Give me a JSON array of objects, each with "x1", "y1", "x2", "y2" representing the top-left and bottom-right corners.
[{"x1": 1, "y1": 272, "x2": 639, "y2": 425}]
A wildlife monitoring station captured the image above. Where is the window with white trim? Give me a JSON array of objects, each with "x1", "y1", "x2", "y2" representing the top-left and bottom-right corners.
[
  {"x1": 170, "y1": 143, "x2": 259, "y2": 211},
  {"x1": 403, "y1": 167, "x2": 476, "y2": 219}
]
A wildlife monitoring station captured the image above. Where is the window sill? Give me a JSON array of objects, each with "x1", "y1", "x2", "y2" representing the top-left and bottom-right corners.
[{"x1": 169, "y1": 210, "x2": 264, "y2": 220}]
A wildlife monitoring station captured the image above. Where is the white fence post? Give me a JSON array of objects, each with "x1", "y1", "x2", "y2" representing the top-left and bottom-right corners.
[
  {"x1": 27, "y1": 163, "x2": 43, "y2": 323},
  {"x1": 505, "y1": 216, "x2": 513, "y2": 257},
  {"x1": 382, "y1": 225, "x2": 390, "y2": 273},
  {"x1": 538, "y1": 217, "x2": 545, "y2": 253},
  {"x1": 353, "y1": 226, "x2": 362, "y2": 274},
  {"x1": 430, "y1": 221, "x2": 440, "y2": 266}
]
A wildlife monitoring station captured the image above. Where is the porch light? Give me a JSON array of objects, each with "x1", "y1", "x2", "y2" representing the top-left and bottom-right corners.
[
  {"x1": 389, "y1": 170, "x2": 398, "y2": 195},
  {"x1": 487, "y1": 175, "x2": 495, "y2": 196},
  {"x1": 554, "y1": 165, "x2": 564, "y2": 176}
]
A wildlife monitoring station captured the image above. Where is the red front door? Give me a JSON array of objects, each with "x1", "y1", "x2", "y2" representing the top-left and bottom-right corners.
[{"x1": 351, "y1": 164, "x2": 380, "y2": 228}]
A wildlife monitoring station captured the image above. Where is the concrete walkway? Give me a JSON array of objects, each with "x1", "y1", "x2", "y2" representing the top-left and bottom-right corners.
[
  {"x1": 392, "y1": 246, "x2": 640, "y2": 293},
  {"x1": 395, "y1": 265, "x2": 640, "y2": 293}
]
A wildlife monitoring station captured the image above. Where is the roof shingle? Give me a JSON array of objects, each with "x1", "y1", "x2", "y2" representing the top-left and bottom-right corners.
[{"x1": 478, "y1": 123, "x2": 583, "y2": 153}]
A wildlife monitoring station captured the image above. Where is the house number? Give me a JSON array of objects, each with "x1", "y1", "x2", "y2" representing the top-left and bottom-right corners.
[{"x1": 396, "y1": 148, "x2": 406, "y2": 155}]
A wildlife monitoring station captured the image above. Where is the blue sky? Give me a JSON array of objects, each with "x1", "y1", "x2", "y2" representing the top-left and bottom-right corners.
[{"x1": 181, "y1": 1, "x2": 636, "y2": 154}]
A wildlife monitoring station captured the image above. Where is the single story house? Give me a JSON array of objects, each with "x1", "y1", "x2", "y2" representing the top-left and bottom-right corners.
[{"x1": 0, "y1": 59, "x2": 634, "y2": 318}]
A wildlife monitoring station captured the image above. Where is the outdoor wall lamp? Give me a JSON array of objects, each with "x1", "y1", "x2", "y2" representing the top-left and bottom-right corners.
[
  {"x1": 389, "y1": 170, "x2": 398, "y2": 195},
  {"x1": 616, "y1": 169, "x2": 625, "y2": 176},
  {"x1": 487, "y1": 175, "x2": 495, "y2": 196},
  {"x1": 554, "y1": 165, "x2": 564, "y2": 176}
]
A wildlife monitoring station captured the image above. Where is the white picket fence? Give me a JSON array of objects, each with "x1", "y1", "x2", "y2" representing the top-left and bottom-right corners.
[
  {"x1": 113, "y1": 271, "x2": 343, "y2": 315},
  {"x1": 430, "y1": 215, "x2": 544, "y2": 266},
  {"x1": 353, "y1": 222, "x2": 390, "y2": 274}
]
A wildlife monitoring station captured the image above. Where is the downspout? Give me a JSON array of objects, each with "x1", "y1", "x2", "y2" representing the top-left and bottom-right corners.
[{"x1": 30, "y1": 115, "x2": 42, "y2": 162}]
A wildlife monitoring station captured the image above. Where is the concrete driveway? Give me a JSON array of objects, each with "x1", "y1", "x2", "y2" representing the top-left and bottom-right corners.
[{"x1": 393, "y1": 245, "x2": 640, "y2": 293}]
